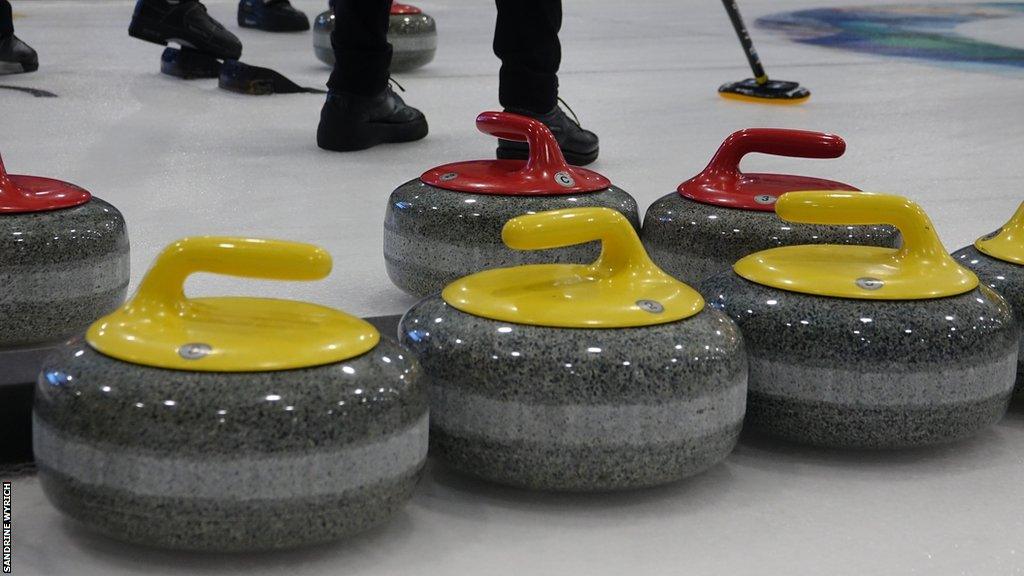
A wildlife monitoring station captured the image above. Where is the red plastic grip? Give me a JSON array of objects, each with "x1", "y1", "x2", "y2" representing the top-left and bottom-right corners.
[
  {"x1": 677, "y1": 128, "x2": 857, "y2": 211},
  {"x1": 706, "y1": 128, "x2": 846, "y2": 174},
  {"x1": 475, "y1": 111, "x2": 570, "y2": 179},
  {"x1": 0, "y1": 152, "x2": 92, "y2": 213},
  {"x1": 390, "y1": 3, "x2": 422, "y2": 15},
  {"x1": 420, "y1": 111, "x2": 611, "y2": 196}
]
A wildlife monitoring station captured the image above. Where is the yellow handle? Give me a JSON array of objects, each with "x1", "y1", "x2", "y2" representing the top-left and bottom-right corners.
[
  {"x1": 133, "y1": 237, "x2": 332, "y2": 310},
  {"x1": 502, "y1": 207, "x2": 646, "y2": 277},
  {"x1": 777, "y1": 191, "x2": 945, "y2": 265},
  {"x1": 445, "y1": 207, "x2": 704, "y2": 327},
  {"x1": 976, "y1": 201, "x2": 1024, "y2": 265},
  {"x1": 1002, "y1": 202, "x2": 1024, "y2": 237}
]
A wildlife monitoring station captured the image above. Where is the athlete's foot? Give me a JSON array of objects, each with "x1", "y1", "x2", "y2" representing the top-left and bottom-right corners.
[
  {"x1": 0, "y1": 34, "x2": 38, "y2": 75},
  {"x1": 237, "y1": 0, "x2": 309, "y2": 32},
  {"x1": 129, "y1": 0, "x2": 242, "y2": 61},
  {"x1": 497, "y1": 103, "x2": 600, "y2": 166},
  {"x1": 317, "y1": 86, "x2": 428, "y2": 152}
]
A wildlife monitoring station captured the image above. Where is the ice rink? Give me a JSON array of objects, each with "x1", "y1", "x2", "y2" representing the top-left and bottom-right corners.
[{"x1": 2, "y1": 0, "x2": 1023, "y2": 574}]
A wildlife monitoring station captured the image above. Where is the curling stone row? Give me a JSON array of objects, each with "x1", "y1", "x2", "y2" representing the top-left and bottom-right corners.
[
  {"x1": 382, "y1": 115, "x2": 898, "y2": 298},
  {"x1": 953, "y1": 202, "x2": 1024, "y2": 394},
  {"x1": 0, "y1": 154, "x2": 129, "y2": 462},
  {"x1": 34, "y1": 198, "x2": 1021, "y2": 552},
  {"x1": 34, "y1": 238, "x2": 427, "y2": 551},
  {"x1": 314, "y1": 2, "x2": 437, "y2": 72},
  {"x1": 36, "y1": 219, "x2": 745, "y2": 553},
  {"x1": 700, "y1": 192, "x2": 1019, "y2": 448}
]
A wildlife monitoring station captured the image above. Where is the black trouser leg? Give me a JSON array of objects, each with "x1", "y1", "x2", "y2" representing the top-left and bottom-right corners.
[
  {"x1": 1, "y1": 0, "x2": 14, "y2": 37},
  {"x1": 327, "y1": 0, "x2": 392, "y2": 96},
  {"x1": 493, "y1": 0, "x2": 561, "y2": 114}
]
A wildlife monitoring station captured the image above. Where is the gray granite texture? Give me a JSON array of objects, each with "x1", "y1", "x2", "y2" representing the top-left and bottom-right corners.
[
  {"x1": 0, "y1": 197, "x2": 129, "y2": 461},
  {"x1": 33, "y1": 337, "x2": 428, "y2": 551},
  {"x1": 0, "y1": 198, "x2": 129, "y2": 349},
  {"x1": 700, "y1": 272, "x2": 1019, "y2": 448},
  {"x1": 399, "y1": 298, "x2": 747, "y2": 492},
  {"x1": 641, "y1": 194, "x2": 900, "y2": 285},
  {"x1": 384, "y1": 179, "x2": 640, "y2": 297},
  {"x1": 953, "y1": 244, "x2": 1024, "y2": 394},
  {"x1": 313, "y1": 10, "x2": 436, "y2": 71}
]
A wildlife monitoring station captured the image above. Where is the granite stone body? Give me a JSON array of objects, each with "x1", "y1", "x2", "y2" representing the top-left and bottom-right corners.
[
  {"x1": 313, "y1": 10, "x2": 437, "y2": 71},
  {"x1": 700, "y1": 272, "x2": 1018, "y2": 448},
  {"x1": 641, "y1": 194, "x2": 900, "y2": 285},
  {"x1": 953, "y1": 244, "x2": 1024, "y2": 393},
  {"x1": 385, "y1": 179, "x2": 640, "y2": 297},
  {"x1": 33, "y1": 337, "x2": 428, "y2": 551},
  {"x1": 399, "y1": 298, "x2": 747, "y2": 491}
]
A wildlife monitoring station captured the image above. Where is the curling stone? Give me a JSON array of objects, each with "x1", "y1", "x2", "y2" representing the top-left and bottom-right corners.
[
  {"x1": 34, "y1": 238, "x2": 427, "y2": 551},
  {"x1": 314, "y1": 2, "x2": 436, "y2": 72},
  {"x1": 400, "y1": 207, "x2": 747, "y2": 491},
  {"x1": 701, "y1": 192, "x2": 1018, "y2": 449},
  {"x1": 0, "y1": 153, "x2": 129, "y2": 462},
  {"x1": 641, "y1": 129, "x2": 900, "y2": 285},
  {"x1": 953, "y1": 202, "x2": 1024, "y2": 393},
  {"x1": 385, "y1": 111, "x2": 639, "y2": 297}
]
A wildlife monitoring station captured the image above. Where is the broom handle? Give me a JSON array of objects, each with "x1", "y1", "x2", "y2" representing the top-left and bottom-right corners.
[{"x1": 721, "y1": 0, "x2": 768, "y2": 84}]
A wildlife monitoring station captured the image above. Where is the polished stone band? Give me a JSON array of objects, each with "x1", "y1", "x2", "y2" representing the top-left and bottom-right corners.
[
  {"x1": 33, "y1": 414, "x2": 428, "y2": 499},
  {"x1": 430, "y1": 383, "x2": 747, "y2": 446},
  {"x1": 748, "y1": 354, "x2": 1017, "y2": 406},
  {"x1": 0, "y1": 255, "x2": 129, "y2": 297},
  {"x1": 384, "y1": 229, "x2": 598, "y2": 272}
]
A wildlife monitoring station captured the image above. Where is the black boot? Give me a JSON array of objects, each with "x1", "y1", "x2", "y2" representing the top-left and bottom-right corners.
[
  {"x1": 496, "y1": 104, "x2": 599, "y2": 166},
  {"x1": 0, "y1": 34, "x2": 38, "y2": 75},
  {"x1": 317, "y1": 86, "x2": 428, "y2": 152},
  {"x1": 129, "y1": 0, "x2": 242, "y2": 61},
  {"x1": 238, "y1": 0, "x2": 309, "y2": 32}
]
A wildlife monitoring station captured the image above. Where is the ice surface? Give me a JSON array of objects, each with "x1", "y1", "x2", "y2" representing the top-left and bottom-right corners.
[{"x1": 1, "y1": 1, "x2": 1023, "y2": 574}]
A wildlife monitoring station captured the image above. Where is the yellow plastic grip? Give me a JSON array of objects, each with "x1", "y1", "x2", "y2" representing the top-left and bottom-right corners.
[
  {"x1": 502, "y1": 208, "x2": 644, "y2": 276},
  {"x1": 976, "y1": 201, "x2": 1024, "y2": 265},
  {"x1": 443, "y1": 207, "x2": 704, "y2": 328},
  {"x1": 776, "y1": 192, "x2": 948, "y2": 267},
  {"x1": 735, "y1": 191, "x2": 978, "y2": 300},
  {"x1": 133, "y1": 237, "x2": 332, "y2": 310},
  {"x1": 86, "y1": 236, "x2": 379, "y2": 372}
]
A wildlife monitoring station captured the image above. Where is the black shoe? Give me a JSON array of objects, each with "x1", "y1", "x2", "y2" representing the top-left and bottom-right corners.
[
  {"x1": 317, "y1": 86, "x2": 428, "y2": 152},
  {"x1": 129, "y1": 0, "x2": 242, "y2": 61},
  {"x1": 238, "y1": 0, "x2": 309, "y2": 32},
  {"x1": 496, "y1": 103, "x2": 600, "y2": 166},
  {"x1": 0, "y1": 34, "x2": 38, "y2": 75}
]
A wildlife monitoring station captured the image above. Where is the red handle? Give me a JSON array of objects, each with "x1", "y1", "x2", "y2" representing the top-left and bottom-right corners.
[
  {"x1": 475, "y1": 111, "x2": 571, "y2": 179},
  {"x1": 390, "y1": 2, "x2": 422, "y2": 15},
  {"x1": 0, "y1": 152, "x2": 93, "y2": 213},
  {"x1": 704, "y1": 128, "x2": 846, "y2": 175}
]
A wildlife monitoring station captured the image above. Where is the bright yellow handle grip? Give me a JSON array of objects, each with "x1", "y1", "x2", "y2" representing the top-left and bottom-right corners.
[
  {"x1": 976, "y1": 201, "x2": 1024, "y2": 265},
  {"x1": 134, "y1": 237, "x2": 332, "y2": 309},
  {"x1": 777, "y1": 191, "x2": 944, "y2": 263},
  {"x1": 445, "y1": 207, "x2": 704, "y2": 328},
  {"x1": 736, "y1": 191, "x2": 978, "y2": 300},
  {"x1": 502, "y1": 207, "x2": 645, "y2": 276}
]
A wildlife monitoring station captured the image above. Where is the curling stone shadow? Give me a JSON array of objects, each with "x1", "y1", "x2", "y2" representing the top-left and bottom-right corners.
[
  {"x1": 416, "y1": 455, "x2": 738, "y2": 523},
  {"x1": 999, "y1": 399, "x2": 1024, "y2": 427},
  {"x1": 733, "y1": 414, "x2": 1020, "y2": 478},
  {"x1": 59, "y1": 506, "x2": 428, "y2": 573}
]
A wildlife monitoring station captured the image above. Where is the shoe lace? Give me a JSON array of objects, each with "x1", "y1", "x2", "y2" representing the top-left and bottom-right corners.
[
  {"x1": 557, "y1": 96, "x2": 581, "y2": 127},
  {"x1": 388, "y1": 76, "x2": 406, "y2": 93}
]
